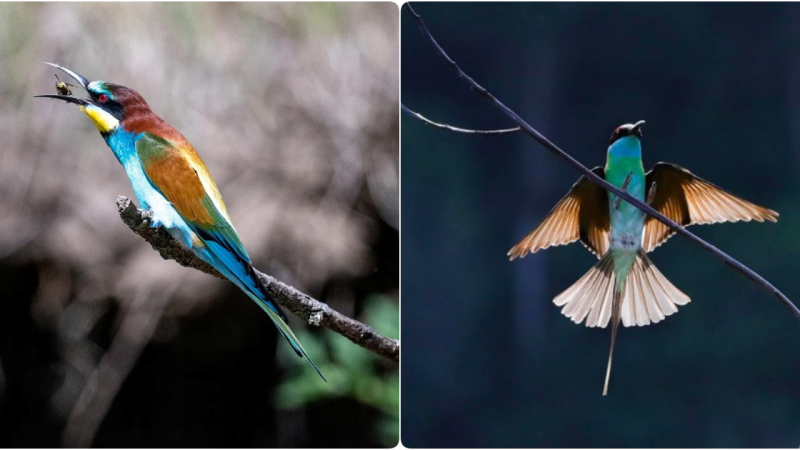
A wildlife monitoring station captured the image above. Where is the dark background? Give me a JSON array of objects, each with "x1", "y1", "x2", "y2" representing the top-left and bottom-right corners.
[
  {"x1": 402, "y1": 3, "x2": 800, "y2": 447},
  {"x1": 0, "y1": 3, "x2": 397, "y2": 447}
]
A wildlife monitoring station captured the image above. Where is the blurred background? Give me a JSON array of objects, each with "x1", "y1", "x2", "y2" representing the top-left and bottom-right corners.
[
  {"x1": 0, "y1": 2, "x2": 397, "y2": 447},
  {"x1": 402, "y1": 3, "x2": 800, "y2": 447}
]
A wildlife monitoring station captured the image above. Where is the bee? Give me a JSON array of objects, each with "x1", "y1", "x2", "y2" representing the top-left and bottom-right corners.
[{"x1": 54, "y1": 74, "x2": 76, "y2": 96}]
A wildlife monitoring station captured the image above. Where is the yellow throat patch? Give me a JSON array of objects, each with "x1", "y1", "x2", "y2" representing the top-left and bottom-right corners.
[{"x1": 80, "y1": 104, "x2": 119, "y2": 133}]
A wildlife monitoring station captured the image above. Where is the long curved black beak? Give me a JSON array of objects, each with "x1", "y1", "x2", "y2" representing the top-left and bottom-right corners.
[
  {"x1": 35, "y1": 62, "x2": 91, "y2": 106},
  {"x1": 631, "y1": 120, "x2": 646, "y2": 133},
  {"x1": 36, "y1": 94, "x2": 88, "y2": 106}
]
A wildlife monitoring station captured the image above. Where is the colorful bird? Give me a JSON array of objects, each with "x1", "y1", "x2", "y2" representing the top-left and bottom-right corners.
[
  {"x1": 508, "y1": 120, "x2": 777, "y2": 395},
  {"x1": 37, "y1": 63, "x2": 325, "y2": 380}
]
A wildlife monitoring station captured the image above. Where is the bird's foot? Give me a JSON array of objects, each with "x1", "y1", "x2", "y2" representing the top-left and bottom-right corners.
[
  {"x1": 647, "y1": 182, "x2": 657, "y2": 205},
  {"x1": 614, "y1": 172, "x2": 634, "y2": 210}
]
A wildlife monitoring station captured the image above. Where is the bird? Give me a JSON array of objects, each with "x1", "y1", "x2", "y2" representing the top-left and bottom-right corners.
[
  {"x1": 507, "y1": 120, "x2": 777, "y2": 395},
  {"x1": 37, "y1": 63, "x2": 325, "y2": 380}
]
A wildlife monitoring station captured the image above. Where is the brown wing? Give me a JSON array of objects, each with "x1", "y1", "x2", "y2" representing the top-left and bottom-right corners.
[
  {"x1": 508, "y1": 167, "x2": 610, "y2": 260},
  {"x1": 642, "y1": 163, "x2": 778, "y2": 252}
]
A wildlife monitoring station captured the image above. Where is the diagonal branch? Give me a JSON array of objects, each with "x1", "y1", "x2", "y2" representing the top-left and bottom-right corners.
[
  {"x1": 116, "y1": 196, "x2": 399, "y2": 362},
  {"x1": 404, "y1": 3, "x2": 800, "y2": 324},
  {"x1": 402, "y1": 103, "x2": 520, "y2": 134}
]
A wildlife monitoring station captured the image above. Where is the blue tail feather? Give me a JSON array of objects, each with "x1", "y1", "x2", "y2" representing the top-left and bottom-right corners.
[{"x1": 199, "y1": 239, "x2": 325, "y2": 381}]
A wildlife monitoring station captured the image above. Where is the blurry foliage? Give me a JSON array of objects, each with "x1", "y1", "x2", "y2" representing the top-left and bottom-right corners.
[{"x1": 277, "y1": 295, "x2": 399, "y2": 446}]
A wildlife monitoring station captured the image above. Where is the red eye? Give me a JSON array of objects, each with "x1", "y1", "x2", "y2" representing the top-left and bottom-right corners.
[{"x1": 98, "y1": 94, "x2": 108, "y2": 103}]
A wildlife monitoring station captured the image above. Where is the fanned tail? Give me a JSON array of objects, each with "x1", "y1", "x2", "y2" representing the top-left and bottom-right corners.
[
  {"x1": 553, "y1": 249, "x2": 690, "y2": 328},
  {"x1": 553, "y1": 249, "x2": 690, "y2": 395},
  {"x1": 554, "y1": 252, "x2": 616, "y2": 327}
]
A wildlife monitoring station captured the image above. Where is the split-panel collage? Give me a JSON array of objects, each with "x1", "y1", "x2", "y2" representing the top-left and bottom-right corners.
[{"x1": 0, "y1": 1, "x2": 798, "y2": 448}]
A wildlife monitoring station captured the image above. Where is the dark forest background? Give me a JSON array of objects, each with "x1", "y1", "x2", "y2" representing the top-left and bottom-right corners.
[
  {"x1": 402, "y1": 3, "x2": 800, "y2": 448},
  {"x1": 0, "y1": 2, "x2": 398, "y2": 447}
]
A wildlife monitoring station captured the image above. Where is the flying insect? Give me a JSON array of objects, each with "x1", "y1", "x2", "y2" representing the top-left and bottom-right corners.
[{"x1": 54, "y1": 74, "x2": 75, "y2": 96}]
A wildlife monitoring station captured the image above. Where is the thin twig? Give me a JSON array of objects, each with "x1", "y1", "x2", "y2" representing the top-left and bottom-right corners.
[
  {"x1": 116, "y1": 196, "x2": 400, "y2": 362},
  {"x1": 404, "y1": 3, "x2": 800, "y2": 324},
  {"x1": 402, "y1": 103, "x2": 520, "y2": 134}
]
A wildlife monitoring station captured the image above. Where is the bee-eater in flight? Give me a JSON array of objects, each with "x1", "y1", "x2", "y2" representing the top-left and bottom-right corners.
[
  {"x1": 37, "y1": 63, "x2": 324, "y2": 380},
  {"x1": 508, "y1": 121, "x2": 777, "y2": 395}
]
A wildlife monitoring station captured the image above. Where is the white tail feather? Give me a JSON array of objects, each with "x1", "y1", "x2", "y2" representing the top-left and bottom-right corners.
[
  {"x1": 553, "y1": 249, "x2": 690, "y2": 328},
  {"x1": 554, "y1": 249, "x2": 690, "y2": 395}
]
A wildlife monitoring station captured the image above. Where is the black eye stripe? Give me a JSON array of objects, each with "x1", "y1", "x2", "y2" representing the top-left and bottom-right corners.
[
  {"x1": 103, "y1": 100, "x2": 124, "y2": 122},
  {"x1": 87, "y1": 90, "x2": 123, "y2": 121},
  {"x1": 92, "y1": 95, "x2": 123, "y2": 121}
]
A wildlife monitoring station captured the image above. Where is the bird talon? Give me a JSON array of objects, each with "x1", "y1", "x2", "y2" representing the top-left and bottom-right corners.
[
  {"x1": 614, "y1": 172, "x2": 634, "y2": 210},
  {"x1": 647, "y1": 182, "x2": 657, "y2": 205}
]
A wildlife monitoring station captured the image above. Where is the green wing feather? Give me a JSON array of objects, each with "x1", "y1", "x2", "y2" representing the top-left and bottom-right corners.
[{"x1": 136, "y1": 132, "x2": 249, "y2": 261}]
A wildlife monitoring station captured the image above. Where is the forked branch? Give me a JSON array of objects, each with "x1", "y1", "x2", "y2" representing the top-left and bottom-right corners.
[
  {"x1": 117, "y1": 196, "x2": 399, "y2": 362},
  {"x1": 403, "y1": 3, "x2": 800, "y2": 324}
]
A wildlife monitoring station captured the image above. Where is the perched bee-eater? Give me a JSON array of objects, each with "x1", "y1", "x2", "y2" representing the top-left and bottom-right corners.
[
  {"x1": 508, "y1": 121, "x2": 777, "y2": 395},
  {"x1": 37, "y1": 63, "x2": 324, "y2": 380}
]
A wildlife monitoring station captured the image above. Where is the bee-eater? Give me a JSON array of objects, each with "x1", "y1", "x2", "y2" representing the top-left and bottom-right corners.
[
  {"x1": 37, "y1": 63, "x2": 324, "y2": 380},
  {"x1": 508, "y1": 121, "x2": 777, "y2": 395}
]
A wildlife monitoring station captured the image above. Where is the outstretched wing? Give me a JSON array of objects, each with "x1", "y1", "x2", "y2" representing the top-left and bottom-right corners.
[
  {"x1": 642, "y1": 162, "x2": 778, "y2": 252},
  {"x1": 508, "y1": 167, "x2": 610, "y2": 260},
  {"x1": 135, "y1": 132, "x2": 250, "y2": 262}
]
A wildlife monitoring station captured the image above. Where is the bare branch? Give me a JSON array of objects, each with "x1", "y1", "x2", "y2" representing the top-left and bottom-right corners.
[
  {"x1": 402, "y1": 103, "x2": 520, "y2": 134},
  {"x1": 404, "y1": 3, "x2": 800, "y2": 324},
  {"x1": 116, "y1": 196, "x2": 399, "y2": 362}
]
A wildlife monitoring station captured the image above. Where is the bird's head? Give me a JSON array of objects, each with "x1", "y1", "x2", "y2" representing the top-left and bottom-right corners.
[
  {"x1": 608, "y1": 120, "x2": 645, "y2": 145},
  {"x1": 36, "y1": 62, "x2": 150, "y2": 136}
]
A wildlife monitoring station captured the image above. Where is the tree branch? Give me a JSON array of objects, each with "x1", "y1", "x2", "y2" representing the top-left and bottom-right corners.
[
  {"x1": 116, "y1": 196, "x2": 399, "y2": 362},
  {"x1": 402, "y1": 103, "x2": 520, "y2": 134},
  {"x1": 404, "y1": 3, "x2": 800, "y2": 324}
]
